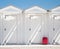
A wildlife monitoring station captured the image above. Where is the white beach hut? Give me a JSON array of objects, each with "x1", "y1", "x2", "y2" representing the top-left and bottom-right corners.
[
  {"x1": 0, "y1": 5, "x2": 23, "y2": 45},
  {"x1": 50, "y1": 6, "x2": 60, "y2": 44},
  {"x1": 24, "y1": 6, "x2": 48, "y2": 45}
]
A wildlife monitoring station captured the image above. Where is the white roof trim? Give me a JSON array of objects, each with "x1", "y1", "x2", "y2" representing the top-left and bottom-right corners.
[
  {"x1": 51, "y1": 6, "x2": 60, "y2": 11},
  {"x1": 0, "y1": 5, "x2": 22, "y2": 13},
  {"x1": 25, "y1": 6, "x2": 46, "y2": 13},
  {"x1": 51, "y1": 6, "x2": 60, "y2": 13}
]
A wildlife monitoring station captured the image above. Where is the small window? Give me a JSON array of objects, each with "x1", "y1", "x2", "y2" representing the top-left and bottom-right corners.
[
  {"x1": 53, "y1": 15, "x2": 60, "y2": 20},
  {"x1": 3, "y1": 15, "x2": 15, "y2": 21}
]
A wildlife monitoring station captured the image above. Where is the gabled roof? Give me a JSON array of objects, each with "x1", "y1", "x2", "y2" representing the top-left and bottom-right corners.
[
  {"x1": 51, "y1": 6, "x2": 60, "y2": 13},
  {"x1": 24, "y1": 6, "x2": 47, "y2": 13},
  {"x1": 0, "y1": 5, "x2": 22, "y2": 14}
]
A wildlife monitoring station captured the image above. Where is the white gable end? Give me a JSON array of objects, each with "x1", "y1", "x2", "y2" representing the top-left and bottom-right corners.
[
  {"x1": 51, "y1": 6, "x2": 60, "y2": 13},
  {"x1": 0, "y1": 6, "x2": 22, "y2": 14},
  {"x1": 25, "y1": 6, "x2": 46, "y2": 13}
]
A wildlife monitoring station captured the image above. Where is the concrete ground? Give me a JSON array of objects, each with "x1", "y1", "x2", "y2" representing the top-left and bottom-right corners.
[{"x1": 0, "y1": 45, "x2": 60, "y2": 49}]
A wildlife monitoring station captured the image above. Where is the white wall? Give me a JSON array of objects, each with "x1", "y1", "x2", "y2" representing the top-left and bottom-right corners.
[{"x1": 0, "y1": 6, "x2": 60, "y2": 45}]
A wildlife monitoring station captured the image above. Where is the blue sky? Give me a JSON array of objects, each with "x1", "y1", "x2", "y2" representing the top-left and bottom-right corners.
[{"x1": 0, "y1": 0, "x2": 60, "y2": 10}]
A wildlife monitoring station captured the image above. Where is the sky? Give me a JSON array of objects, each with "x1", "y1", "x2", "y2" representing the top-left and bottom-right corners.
[{"x1": 0, "y1": 0, "x2": 60, "y2": 10}]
